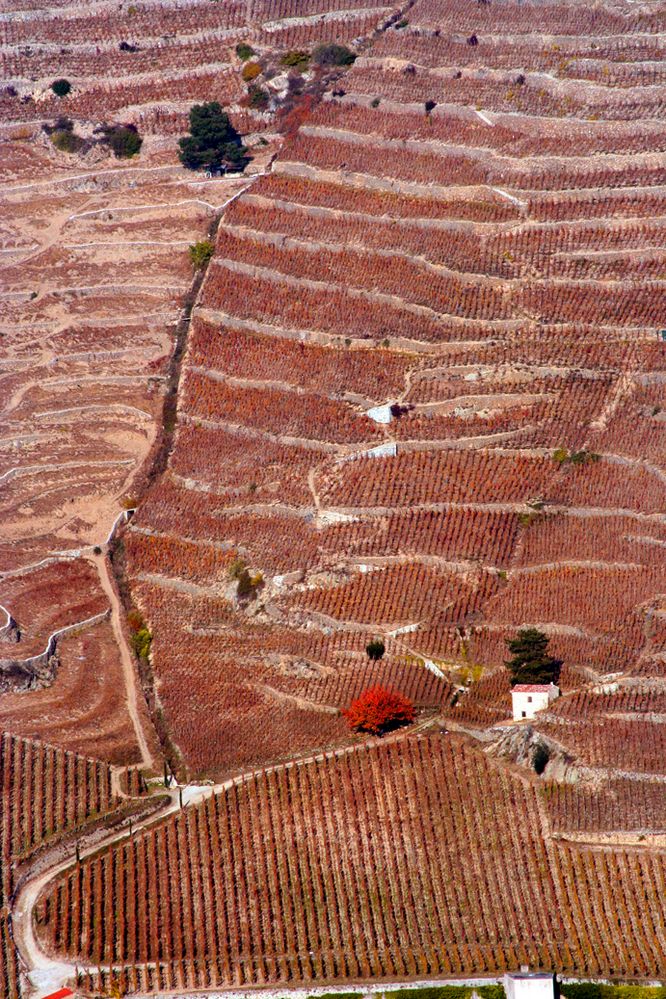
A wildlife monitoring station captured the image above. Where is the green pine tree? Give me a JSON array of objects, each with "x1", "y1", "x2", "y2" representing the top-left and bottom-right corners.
[
  {"x1": 505, "y1": 628, "x2": 560, "y2": 686},
  {"x1": 178, "y1": 102, "x2": 248, "y2": 172}
]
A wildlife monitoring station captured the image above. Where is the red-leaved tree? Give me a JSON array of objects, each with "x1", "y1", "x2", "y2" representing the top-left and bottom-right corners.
[{"x1": 343, "y1": 686, "x2": 415, "y2": 736}]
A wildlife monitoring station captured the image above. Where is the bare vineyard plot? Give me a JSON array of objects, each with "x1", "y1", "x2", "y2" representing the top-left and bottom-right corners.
[
  {"x1": 115, "y1": 0, "x2": 666, "y2": 790},
  {"x1": 0, "y1": 561, "x2": 108, "y2": 657},
  {"x1": 187, "y1": 318, "x2": 413, "y2": 401},
  {"x1": 543, "y1": 778, "x2": 666, "y2": 834},
  {"x1": 1, "y1": 0, "x2": 397, "y2": 791},
  {"x1": 0, "y1": 732, "x2": 119, "y2": 907},
  {"x1": 0, "y1": 619, "x2": 142, "y2": 765},
  {"x1": 4, "y1": 0, "x2": 666, "y2": 990},
  {"x1": 538, "y1": 717, "x2": 666, "y2": 775},
  {"x1": 37, "y1": 735, "x2": 666, "y2": 985}
]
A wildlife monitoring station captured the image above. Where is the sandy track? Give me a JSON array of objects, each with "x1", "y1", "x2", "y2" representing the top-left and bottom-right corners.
[{"x1": 90, "y1": 552, "x2": 154, "y2": 769}]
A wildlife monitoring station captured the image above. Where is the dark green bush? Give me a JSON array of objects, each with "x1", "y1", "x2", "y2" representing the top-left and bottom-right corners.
[
  {"x1": 189, "y1": 240, "x2": 214, "y2": 269},
  {"x1": 313, "y1": 43, "x2": 356, "y2": 67},
  {"x1": 99, "y1": 123, "x2": 142, "y2": 158},
  {"x1": 477, "y1": 987, "x2": 506, "y2": 999},
  {"x1": 553, "y1": 447, "x2": 601, "y2": 466},
  {"x1": 561, "y1": 986, "x2": 666, "y2": 999},
  {"x1": 51, "y1": 78, "x2": 71, "y2": 97},
  {"x1": 51, "y1": 128, "x2": 85, "y2": 153},
  {"x1": 248, "y1": 85, "x2": 270, "y2": 110},
  {"x1": 366, "y1": 638, "x2": 385, "y2": 661},
  {"x1": 228, "y1": 557, "x2": 247, "y2": 580},
  {"x1": 386, "y1": 987, "x2": 474, "y2": 999},
  {"x1": 280, "y1": 49, "x2": 310, "y2": 68},
  {"x1": 532, "y1": 744, "x2": 550, "y2": 775},
  {"x1": 131, "y1": 627, "x2": 152, "y2": 660},
  {"x1": 236, "y1": 568, "x2": 254, "y2": 598},
  {"x1": 235, "y1": 42, "x2": 255, "y2": 61}
]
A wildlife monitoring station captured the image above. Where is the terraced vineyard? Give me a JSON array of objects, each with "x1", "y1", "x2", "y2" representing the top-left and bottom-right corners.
[
  {"x1": 4, "y1": 0, "x2": 666, "y2": 993},
  {"x1": 0, "y1": 732, "x2": 122, "y2": 999},
  {"x1": 36, "y1": 735, "x2": 666, "y2": 988},
  {"x1": 124, "y1": 0, "x2": 666, "y2": 783},
  {"x1": 1, "y1": 0, "x2": 400, "y2": 764}
]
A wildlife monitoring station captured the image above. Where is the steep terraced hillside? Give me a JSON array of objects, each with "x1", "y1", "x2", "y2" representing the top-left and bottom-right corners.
[
  {"x1": 127, "y1": 0, "x2": 666, "y2": 779},
  {"x1": 4, "y1": 0, "x2": 666, "y2": 993},
  {"x1": 0, "y1": 0, "x2": 400, "y2": 766}
]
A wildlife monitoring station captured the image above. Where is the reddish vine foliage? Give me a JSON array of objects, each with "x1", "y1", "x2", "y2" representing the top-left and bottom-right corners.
[{"x1": 343, "y1": 685, "x2": 415, "y2": 735}]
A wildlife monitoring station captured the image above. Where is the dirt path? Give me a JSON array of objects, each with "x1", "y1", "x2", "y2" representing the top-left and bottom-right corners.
[{"x1": 90, "y1": 551, "x2": 153, "y2": 769}]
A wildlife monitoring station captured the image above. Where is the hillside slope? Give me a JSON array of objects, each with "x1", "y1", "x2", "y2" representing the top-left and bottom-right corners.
[{"x1": 127, "y1": 0, "x2": 666, "y2": 777}]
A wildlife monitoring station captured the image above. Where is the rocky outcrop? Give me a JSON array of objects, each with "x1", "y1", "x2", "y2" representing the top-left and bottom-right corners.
[
  {"x1": 486, "y1": 722, "x2": 580, "y2": 782},
  {"x1": 0, "y1": 613, "x2": 20, "y2": 644},
  {"x1": 0, "y1": 650, "x2": 59, "y2": 693}
]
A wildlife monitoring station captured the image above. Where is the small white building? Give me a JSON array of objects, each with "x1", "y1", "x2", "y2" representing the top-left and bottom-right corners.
[
  {"x1": 504, "y1": 972, "x2": 555, "y2": 999},
  {"x1": 511, "y1": 683, "x2": 559, "y2": 720},
  {"x1": 365, "y1": 403, "x2": 394, "y2": 424}
]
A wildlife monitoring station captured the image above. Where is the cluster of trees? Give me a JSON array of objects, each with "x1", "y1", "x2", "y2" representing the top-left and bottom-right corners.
[
  {"x1": 313, "y1": 43, "x2": 356, "y2": 67},
  {"x1": 44, "y1": 116, "x2": 142, "y2": 158},
  {"x1": 178, "y1": 102, "x2": 248, "y2": 173},
  {"x1": 127, "y1": 609, "x2": 152, "y2": 660}
]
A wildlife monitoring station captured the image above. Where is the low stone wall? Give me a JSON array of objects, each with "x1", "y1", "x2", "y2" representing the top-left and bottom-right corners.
[{"x1": 0, "y1": 609, "x2": 108, "y2": 694}]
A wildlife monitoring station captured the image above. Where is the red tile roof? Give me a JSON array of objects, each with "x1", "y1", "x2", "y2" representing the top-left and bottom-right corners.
[{"x1": 512, "y1": 684, "x2": 555, "y2": 693}]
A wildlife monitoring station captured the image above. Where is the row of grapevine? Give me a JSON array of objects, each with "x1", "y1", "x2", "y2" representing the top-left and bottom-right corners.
[
  {"x1": 182, "y1": 369, "x2": 383, "y2": 444},
  {"x1": 374, "y1": 30, "x2": 666, "y2": 89},
  {"x1": 0, "y1": 732, "x2": 117, "y2": 891},
  {"x1": 1, "y1": 559, "x2": 108, "y2": 658},
  {"x1": 539, "y1": 717, "x2": 666, "y2": 774},
  {"x1": 0, "y1": 913, "x2": 20, "y2": 999},
  {"x1": 36, "y1": 735, "x2": 666, "y2": 985},
  {"x1": 187, "y1": 317, "x2": 411, "y2": 402},
  {"x1": 409, "y1": 0, "x2": 664, "y2": 35},
  {"x1": 261, "y1": 170, "x2": 520, "y2": 223},
  {"x1": 291, "y1": 563, "x2": 487, "y2": 626},
  {"x1": 345, "y1": 64, "x2": 666, "y2": 123},
  {"x1": 313, "y1": 99, "x2": 666, "y2": 163},
  {"x1": 550, "y1": 683, "x2": 666, "y2": 720},
  {"x1": 0, "y1": 732, "x2": 124, "y2": 999},
  {"x1": 484, "y1": 565, "x2": 664, "y2": 635},
  {"x1": 1, "y1": 68, "x2": 244, "y2": 126},
  {"x1": 543, "y1": 778, "x2": 666, "y2": 834}
]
